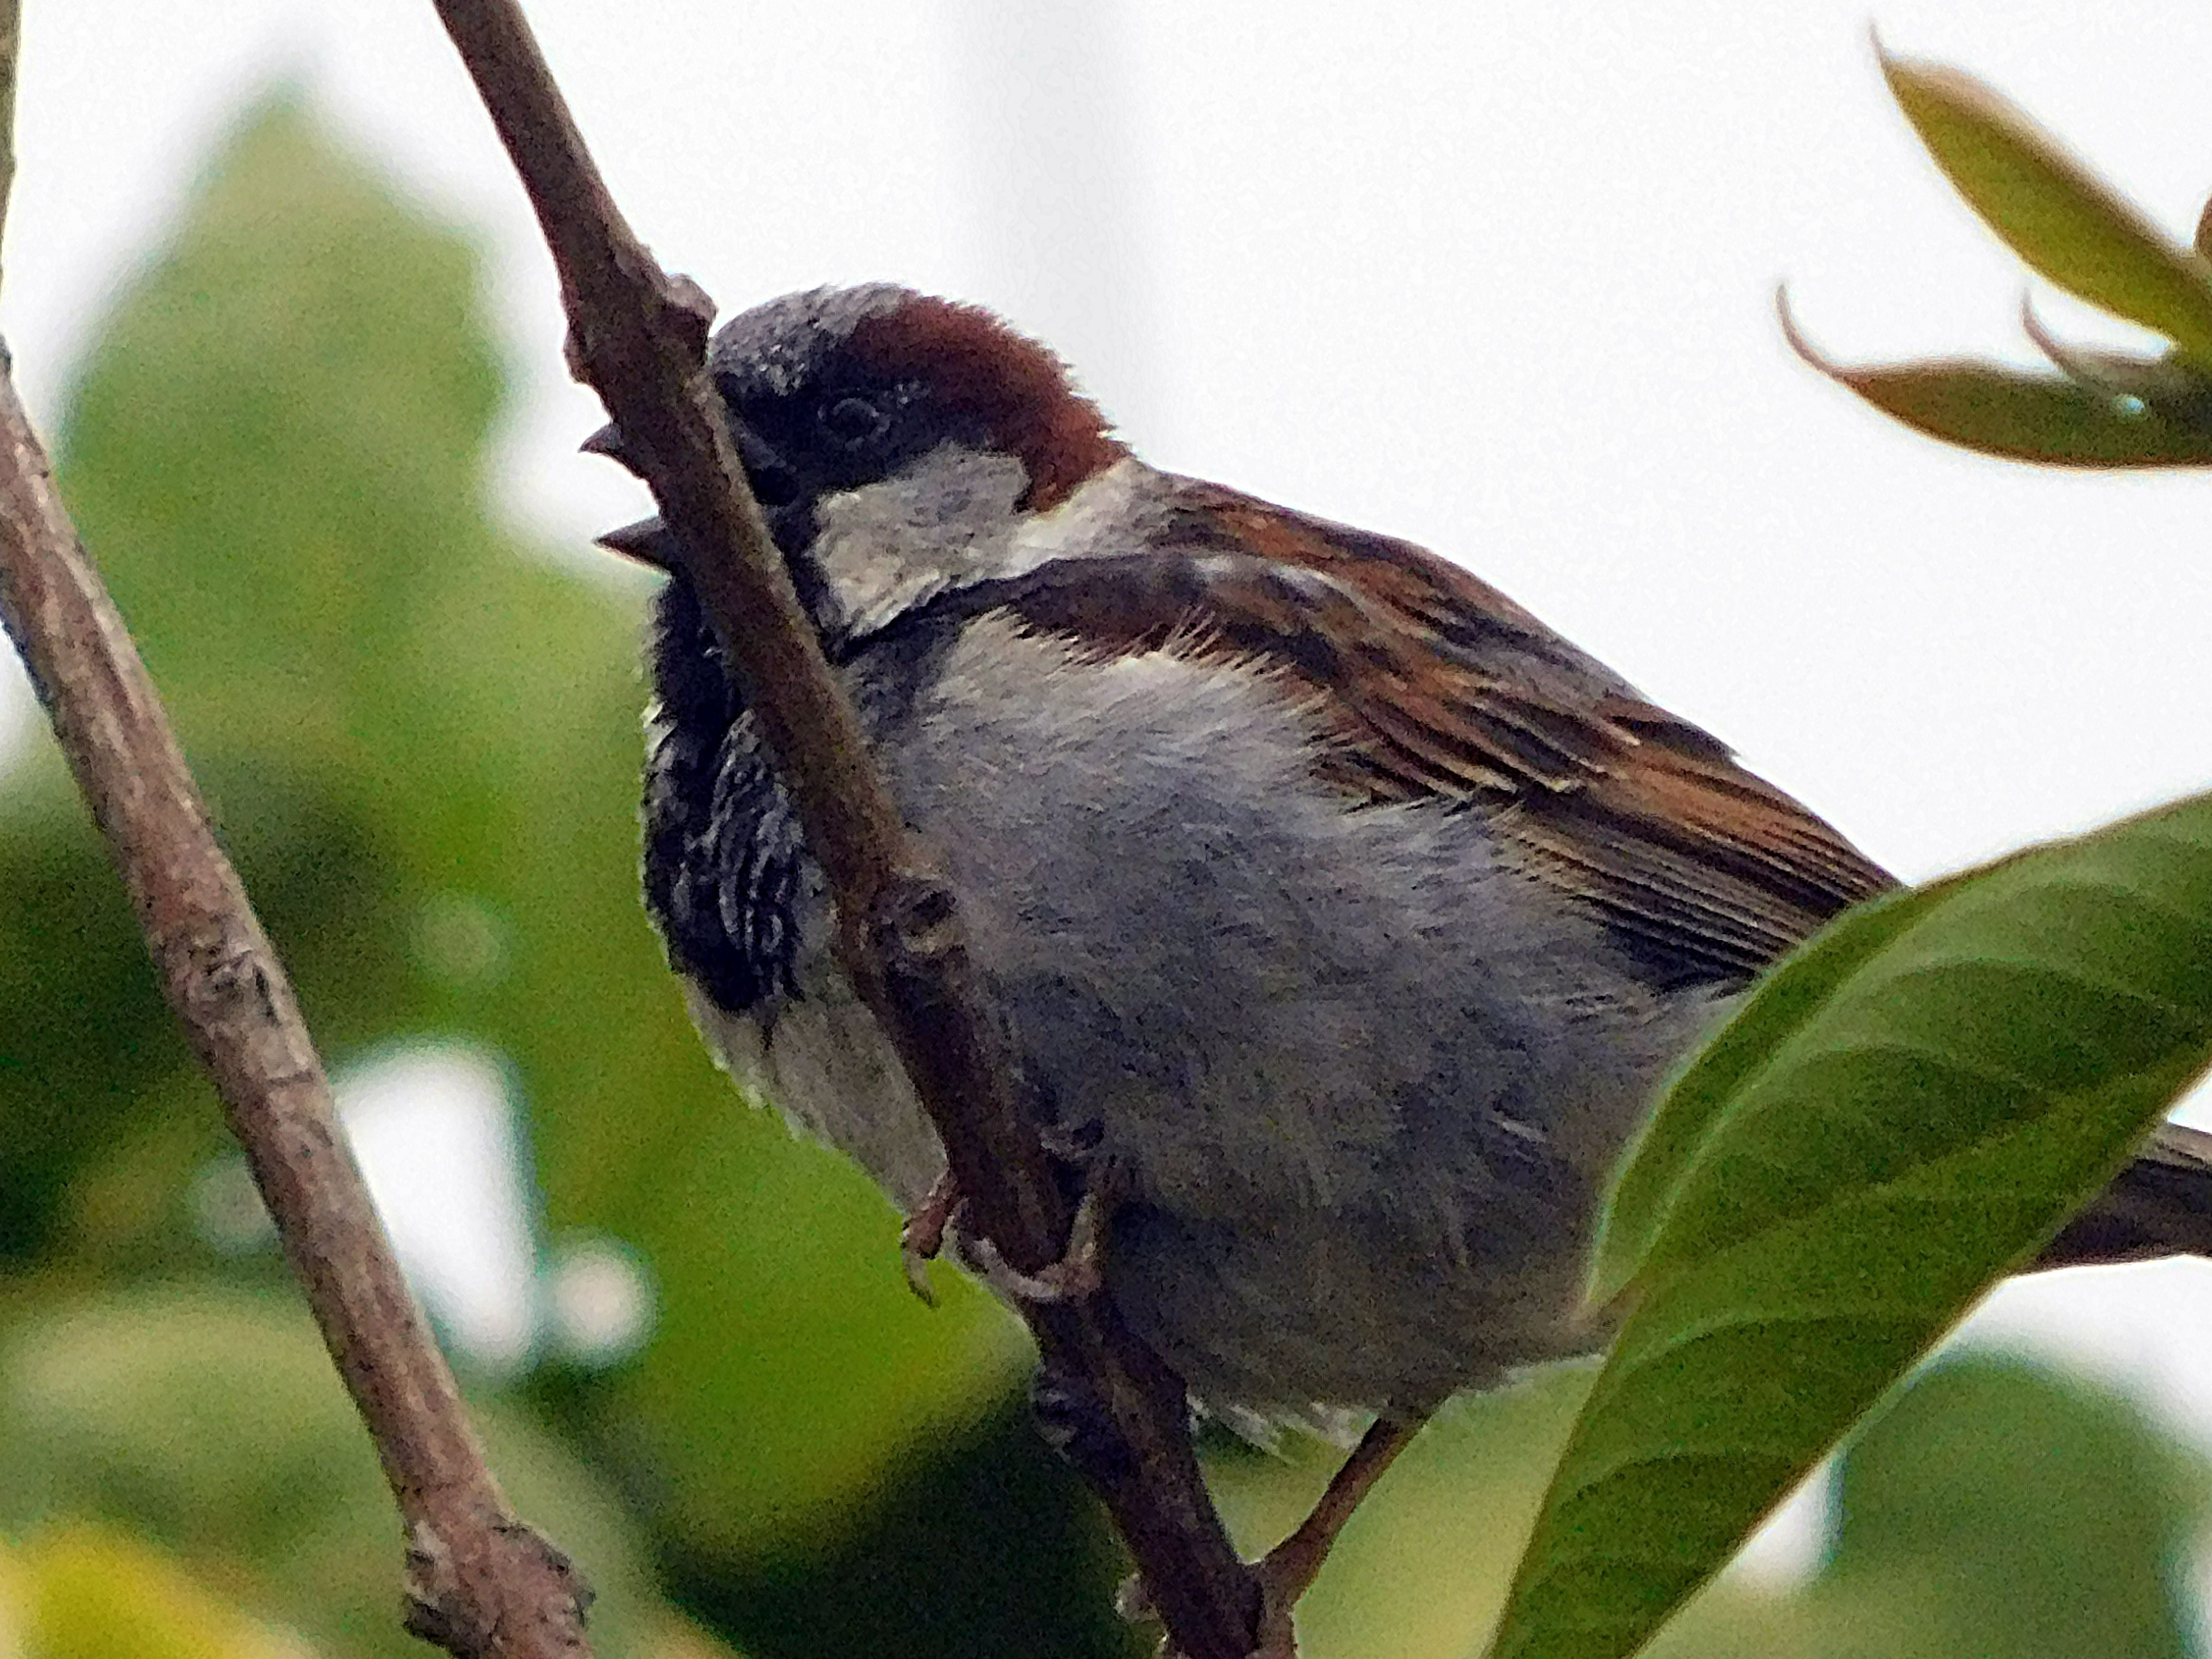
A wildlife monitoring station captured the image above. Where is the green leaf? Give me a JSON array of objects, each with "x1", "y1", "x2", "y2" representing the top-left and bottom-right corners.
[
  {"x1": 1491, "y1": 792, "x2": 2212, "y2": 1659},
  {"x1": 1799, "y1": 359, "x2": 2212, "y2": 467},
  {"x1": 1634, "y1": 797, "x2": 2212, "y2": 1289},
  {"x1": 1779, "y1": 294, "x2": 2212, "y2": 467},
  {"x1": 1878, "y1": 45, "x2": 2212, "y2": 367},
  {"x1": 1796, "y1": 1359, "x2": 2205, "y2": 1659},
  {"x1": 1591, "y1": 879, "x2": 1950, "y2": 1307}
]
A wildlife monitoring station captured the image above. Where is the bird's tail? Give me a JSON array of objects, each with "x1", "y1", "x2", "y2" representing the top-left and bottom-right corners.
[{"x1": 2035, "y1": 1121, "x2": 2212, "y2": 1270}]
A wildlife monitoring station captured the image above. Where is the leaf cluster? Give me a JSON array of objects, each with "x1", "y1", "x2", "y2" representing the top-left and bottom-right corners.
[{"x1": 1790, "y1": 46, "x2": 2212, "y2": 465}]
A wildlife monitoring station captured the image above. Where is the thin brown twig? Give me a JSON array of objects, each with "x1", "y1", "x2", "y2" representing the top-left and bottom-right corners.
[
  {"x1": 0, "y1": 21, "x2": 589, "y2": 1659},
  {"x1": 0, "y1": 0, "x2": 19, "y2": 276},
  {"x1": 426, "y1": 2, "x2": 1264, "y2": 1654}
]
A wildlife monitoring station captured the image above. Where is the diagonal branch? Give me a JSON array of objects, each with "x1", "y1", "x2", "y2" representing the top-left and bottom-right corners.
[
  {"x1": 426, "y1": 3, "x2": 1264, "y2": 1655},
  {"x1": 0, "y1": 10, "x2": 589, "y2": 1655}
]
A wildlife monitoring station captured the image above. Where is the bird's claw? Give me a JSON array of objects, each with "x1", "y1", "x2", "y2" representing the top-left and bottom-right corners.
[
  {"x1": 899, "y1": 1169, "x2": 961, "y2": 1305},
  {"x1": 967, "y1": 1193, "x2": 1107, "y2": 1303}
]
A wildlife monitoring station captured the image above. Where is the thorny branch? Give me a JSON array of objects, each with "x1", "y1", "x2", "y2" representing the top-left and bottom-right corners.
[
  {"x1": 427, "y1": 1, "x2": 1266, "y2": 1654},
  {"x1": 0, "y1": 15, "x2": 590, "y2": 1659}
]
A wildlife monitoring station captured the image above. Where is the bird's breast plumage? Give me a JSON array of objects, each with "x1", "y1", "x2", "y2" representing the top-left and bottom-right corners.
[{"x1": 643, "y1": 565, "x2": 1737, "y2": 1414}]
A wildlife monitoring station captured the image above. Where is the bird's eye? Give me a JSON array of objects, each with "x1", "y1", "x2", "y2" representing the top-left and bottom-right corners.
[{"x1": 819, "y1": 395, "x2": 888, "y2": 446}]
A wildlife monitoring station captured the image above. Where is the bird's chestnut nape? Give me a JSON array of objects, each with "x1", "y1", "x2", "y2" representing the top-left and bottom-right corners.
[
  {"x1": 702, "y1": 287, "x2": 1126, "y2": 519},
  {"x1": 832, "y1": 293, "x2": 1127, "y2": 511}
]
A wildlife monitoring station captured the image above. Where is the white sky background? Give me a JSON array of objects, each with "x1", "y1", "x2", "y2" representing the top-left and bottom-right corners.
[{"x1": 17, "y1": 0, "x2": 2212, "y2": 1585}]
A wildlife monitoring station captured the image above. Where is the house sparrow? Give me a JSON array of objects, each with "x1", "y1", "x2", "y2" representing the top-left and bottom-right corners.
[{"x1": 591, "y1": 283, "x2": 2212, "y2": 1625}]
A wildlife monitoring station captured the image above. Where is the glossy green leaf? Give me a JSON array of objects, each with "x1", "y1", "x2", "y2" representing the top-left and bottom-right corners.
[
  {"x1": 1879, "y1": 46, "x2": 2212, "y2": 366},
  {"x1": 1204, "y1": 1350, "x2": 2210, "y2": 1659},
  {"x1": 1627, "y1": 795, "x2": 2212, "y2": 1290},
  {"x1": 1591, "y1": 879, "x2": 1949, "y2": 1307},
  {"x1": 1491, "y1": 792, "x2": 2212, "y2": 1659}
]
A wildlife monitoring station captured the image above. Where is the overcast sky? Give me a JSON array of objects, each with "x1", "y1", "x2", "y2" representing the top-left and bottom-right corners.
[{"x1": 17, "y1": 0, "x2": 2212, "y2": 1580}]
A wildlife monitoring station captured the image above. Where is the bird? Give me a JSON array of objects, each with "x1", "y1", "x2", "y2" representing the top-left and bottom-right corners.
[{"x1": 587, "y1": 282, "x2": 2212, "y2": 1644}]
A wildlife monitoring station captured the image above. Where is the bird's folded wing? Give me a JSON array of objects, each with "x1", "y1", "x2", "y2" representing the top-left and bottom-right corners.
[{"x1": 975, "y1": 477, "x2": 1897, "y2": 987}]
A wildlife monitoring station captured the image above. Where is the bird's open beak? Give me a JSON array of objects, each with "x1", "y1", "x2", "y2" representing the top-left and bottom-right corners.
[{"x1": 582, "y1": 422, "x2": 676, "y2": 569}]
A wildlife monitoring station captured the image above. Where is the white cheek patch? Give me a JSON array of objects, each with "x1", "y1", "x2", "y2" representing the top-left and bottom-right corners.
[
  {"x1": 810, "y1": 447, "x2": 1029, "y2": 637},
  {"x1": 810, "y1": 454, "x2": 1149, "y2": 638},
  {"x1": 1005, "y1": 456, "x2": 1150, "y2": 561}
]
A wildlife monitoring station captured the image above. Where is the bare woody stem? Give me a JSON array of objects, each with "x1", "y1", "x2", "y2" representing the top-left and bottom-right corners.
[
  {"x1": 0, "y1": 292, "x2": 591, "y2": 1659},
  {"x1": 426, "y1": 2, "x2": 1263, "y2": 1654},
  {"x1": 0, "y1": 13, "x2": 589, "y2": 1657}
]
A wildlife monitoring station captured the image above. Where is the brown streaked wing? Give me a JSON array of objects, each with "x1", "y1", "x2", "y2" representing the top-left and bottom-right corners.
[{"x1": 991, "y1": 478, "x2": 1896, "y2": 986}]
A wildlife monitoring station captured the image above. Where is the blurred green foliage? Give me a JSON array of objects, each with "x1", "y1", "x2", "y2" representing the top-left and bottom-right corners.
[
  {"x1": 0, "y1": 93, "x2": 2207, "y2": 1659},
  {"x1": 0, "y1": 1287, "x2": 692, "y2": 1659},
  {"x1": 1648, "y1": 1356, "x2": 2209, "y2": 1659},
  {"x1": 34, "y1": 89, "x2": 1034, "y2": 1547},
  {"x1": 0, "y1": 94, "x2": 1094, "y2": 1659}
]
